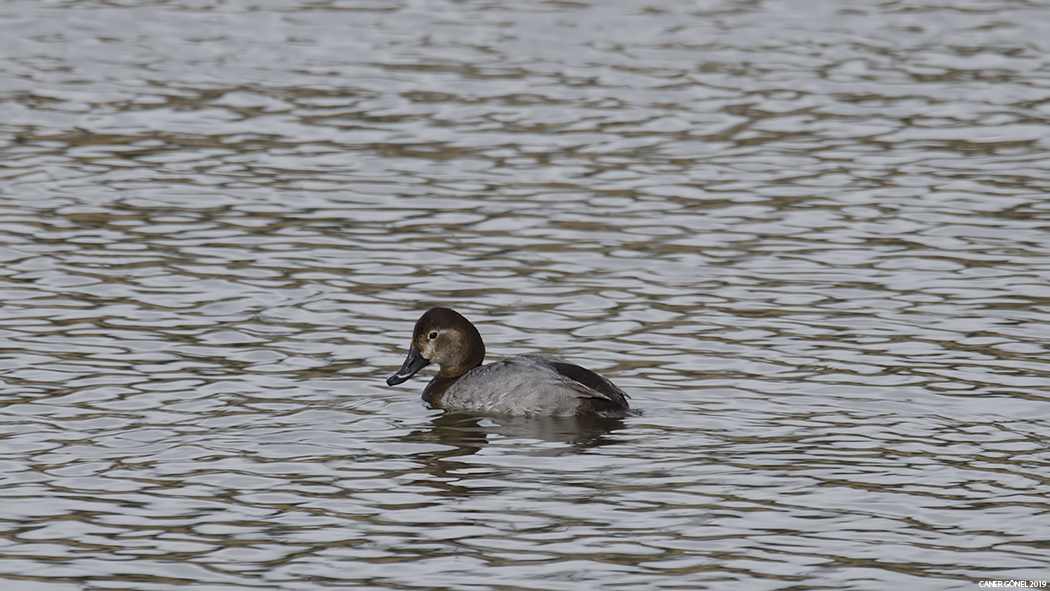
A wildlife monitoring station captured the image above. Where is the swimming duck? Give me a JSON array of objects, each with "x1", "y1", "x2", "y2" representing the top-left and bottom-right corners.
[{"x1": 386, "y1": 308, "x2": 634, "y2": 417}]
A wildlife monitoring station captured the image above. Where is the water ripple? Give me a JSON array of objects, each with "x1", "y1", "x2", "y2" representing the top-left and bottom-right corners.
[{"x1": 2, "y1": 0, "x2": 1050, "y2": 589}]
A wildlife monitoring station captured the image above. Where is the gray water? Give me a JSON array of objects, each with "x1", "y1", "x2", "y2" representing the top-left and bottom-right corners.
[{"x1": 2, "y1": 0, "x2": 1050, "y2": 589}]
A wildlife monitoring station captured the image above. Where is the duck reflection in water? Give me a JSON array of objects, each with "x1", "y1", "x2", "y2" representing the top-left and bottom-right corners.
[{"x1": 381, "y1": 412, "x2": 628, "y2": 499}]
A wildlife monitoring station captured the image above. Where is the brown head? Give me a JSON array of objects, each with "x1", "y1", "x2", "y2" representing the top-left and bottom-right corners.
[{"x1": 386, "y1": 308, "x2": 487, "y2": 386}]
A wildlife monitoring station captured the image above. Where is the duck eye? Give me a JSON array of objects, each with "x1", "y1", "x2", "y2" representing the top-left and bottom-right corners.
[{"x1": 428, "y1": 331, "x2": 438, "y2": 340}]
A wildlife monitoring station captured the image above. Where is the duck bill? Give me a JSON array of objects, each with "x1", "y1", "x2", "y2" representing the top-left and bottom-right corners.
[{"x1": 386, "y1": 346, "x2": 430, "y2": 386}]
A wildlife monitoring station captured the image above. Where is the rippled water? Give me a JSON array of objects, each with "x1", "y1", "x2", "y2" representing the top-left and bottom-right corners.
[{"x1": 2, "y1": 0, "x2": 1050, "y2": 589}]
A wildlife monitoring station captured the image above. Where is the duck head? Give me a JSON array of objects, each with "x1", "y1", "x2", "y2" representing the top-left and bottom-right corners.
[{"x1": 386, "y1": 307, "x2": 487, "y2": 385}]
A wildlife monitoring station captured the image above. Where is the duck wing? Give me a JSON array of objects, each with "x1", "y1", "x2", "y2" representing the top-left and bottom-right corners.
[
  {"x1": 521, "y1": 355, "x2": 632, "y2": 417},
  {"x1": 548, "y1": 360, "x2": 630, "y2": 404}
]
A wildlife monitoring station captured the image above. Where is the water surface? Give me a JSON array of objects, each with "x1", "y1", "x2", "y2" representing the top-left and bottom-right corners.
[{"x1": 2, "y1": 0, "x2": 1050, "y2": 589}]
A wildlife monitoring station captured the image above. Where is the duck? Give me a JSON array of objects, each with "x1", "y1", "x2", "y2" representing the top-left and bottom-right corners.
[{"x1": 386, "y1": 308, "x2": 634, "y2": 418}]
